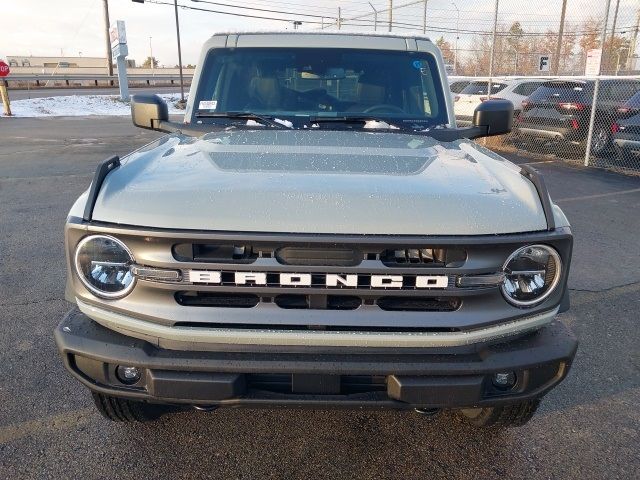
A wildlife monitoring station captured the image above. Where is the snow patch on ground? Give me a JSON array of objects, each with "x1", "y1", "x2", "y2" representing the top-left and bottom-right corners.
[{"x1": 4, "y1": 93, "x2": 187, "y2": 118}]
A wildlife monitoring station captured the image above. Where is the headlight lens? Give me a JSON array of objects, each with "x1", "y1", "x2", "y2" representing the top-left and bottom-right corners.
[
  {"x1": 501, "y1": 245, "x2": 562, "y2": 307},
  {"x1": 74, "y1": 235, "x2": 135, "y2": 298}
]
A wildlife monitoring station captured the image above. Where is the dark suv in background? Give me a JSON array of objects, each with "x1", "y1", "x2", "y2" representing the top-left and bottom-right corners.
[
  {"x1": 513, "y1": 79, "x2": 640, "y2": 156},
  {"x1": 612, "y1": 91, "x2": 640, "y2": 163}
]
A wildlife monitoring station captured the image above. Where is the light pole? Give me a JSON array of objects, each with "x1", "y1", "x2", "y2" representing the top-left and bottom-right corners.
[
  {"x1": 173, "y1": 0, "x2": 185, "y2": 103},
  {"x1": 368, "y1": 2, "x2": 378, "y2": 31},
  {"x1": 149, "y1": 36, "x2": 154, "y2": 83},
  {"x1": 451, "y1": 1, "x2": 460, "y2": 74}
]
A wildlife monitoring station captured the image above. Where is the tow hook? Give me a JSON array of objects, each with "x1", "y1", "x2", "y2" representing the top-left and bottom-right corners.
[
  {"x1": 414, "y1": 408, "x2": 440, "y2": 417},
  {"x1": 193, "y1": 405, "x2": 218, "y2": 412}
]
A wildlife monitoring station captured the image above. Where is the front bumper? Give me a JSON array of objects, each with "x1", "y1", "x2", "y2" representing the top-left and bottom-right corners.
[{"x1": 55, "y1": 309, "x2": 578, "y2": 410}]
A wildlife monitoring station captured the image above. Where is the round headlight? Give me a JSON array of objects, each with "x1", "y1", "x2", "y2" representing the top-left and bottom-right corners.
[
  {"x1": 501, "y1": 245, "x2": 562, "y2": 307},
  {"x1": 74, "y1": 235, "x2": 135, "y2": 299}
]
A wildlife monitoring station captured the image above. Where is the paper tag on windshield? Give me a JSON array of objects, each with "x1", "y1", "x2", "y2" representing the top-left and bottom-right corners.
[{"x1": 199, "y1": 100, "x2": 217, "y2": 110}]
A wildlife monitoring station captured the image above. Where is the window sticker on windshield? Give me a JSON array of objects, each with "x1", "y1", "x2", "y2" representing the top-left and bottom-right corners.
[
  {"x1": 412, "y1": 60, "x2": 423, "y2": 70},
  {"x1": 199, "y1": 100, "x2": 217, "y2": 110}
]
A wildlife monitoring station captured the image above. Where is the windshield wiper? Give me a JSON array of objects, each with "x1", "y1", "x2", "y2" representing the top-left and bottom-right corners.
[
  {"x1": 309, "y1": 116, "x2": 406, "y2": 131},
  {"x1": 195, "y1": 111, "x2": 289, "y2": 129}
]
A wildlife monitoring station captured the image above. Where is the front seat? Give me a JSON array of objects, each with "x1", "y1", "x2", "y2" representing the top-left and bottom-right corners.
[{"x1": 248, "y1": 76, "x2": 282, "y2": 109}]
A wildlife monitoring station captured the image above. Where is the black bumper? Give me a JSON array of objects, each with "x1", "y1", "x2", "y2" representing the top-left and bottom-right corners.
[{"x1": 55, "y1": 309, "x2": 578, "y2": 410}]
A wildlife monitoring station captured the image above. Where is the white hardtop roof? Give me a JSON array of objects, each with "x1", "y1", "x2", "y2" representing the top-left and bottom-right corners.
[{"x1": 209, "y1": 29, "x2": 432, "y2": 42}]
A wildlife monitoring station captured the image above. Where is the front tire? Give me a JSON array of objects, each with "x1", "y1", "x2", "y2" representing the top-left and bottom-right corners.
[
  {"x1": 92, "y1": 393, "x2": 164, "y2": 422},
  {"x1": 459, "y1": 399, "x2": 541, "y2": 428}
]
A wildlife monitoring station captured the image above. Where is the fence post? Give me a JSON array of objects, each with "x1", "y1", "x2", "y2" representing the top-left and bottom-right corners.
[{"x1": 584, "y1": 0, "x2": 612, "y2": 167}]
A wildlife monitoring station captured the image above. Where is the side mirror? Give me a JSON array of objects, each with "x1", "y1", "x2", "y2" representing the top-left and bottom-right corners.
[
  {"x1": 131, "y1": 94, "x2": 168, "y2": 131},
  {"x1": 472, "y1": 99, "x2": 513, "y2": 137}
]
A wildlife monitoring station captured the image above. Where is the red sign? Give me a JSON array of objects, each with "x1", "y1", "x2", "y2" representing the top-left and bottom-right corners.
[{"x1": 0, "y1": 61, "x2": 10, "y2": 77}]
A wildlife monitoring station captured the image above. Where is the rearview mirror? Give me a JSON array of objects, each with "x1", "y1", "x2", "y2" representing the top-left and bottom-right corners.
[
  {"x1": 131, "y1": 94, "x2": 169, "y2": 131},
  {"x1": 472, "y1": 99, "x2": 514, "y2": 137}
]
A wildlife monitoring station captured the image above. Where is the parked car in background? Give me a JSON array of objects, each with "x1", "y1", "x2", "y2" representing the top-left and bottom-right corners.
[
  {"x1": 448, "y1": 77, "x2": 473, "y2": 94},
  {"x1": 455, "y1": 78, "x2": 549, "y2": 126},
  {"x1": 454, "y1": 79, "x2": 511, "y2": 125},
  {"x1": 514, "y1": 79, "x2": 640, "y2": 156},
  {"x1": 612, "y1": 91, "x2": 640, "y2": 162}
]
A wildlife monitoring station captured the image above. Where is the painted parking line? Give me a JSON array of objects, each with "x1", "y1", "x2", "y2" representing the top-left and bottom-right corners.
[{"x1": 555, "y1": 187, "x2": 640, "y2": 203}]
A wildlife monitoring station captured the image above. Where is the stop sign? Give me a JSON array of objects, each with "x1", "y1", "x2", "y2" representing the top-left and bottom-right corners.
[{"x1": 0, "y1": 61, "x2": 10, "y2": 77}]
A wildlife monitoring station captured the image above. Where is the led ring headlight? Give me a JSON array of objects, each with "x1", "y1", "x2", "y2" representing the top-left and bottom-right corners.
[
  {"x1": 501, "y1": 244, "x2": 562, "y2": 307},
  {"x1": 74, "y1": 235, "x2": 136, "y2": 299}
]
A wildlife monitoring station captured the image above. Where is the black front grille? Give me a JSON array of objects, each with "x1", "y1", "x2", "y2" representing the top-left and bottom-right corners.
[
  {"x1": 173, "y1": 243, "x2": 258, "y2": 263},
  {"x1": 175, "y1": 292, "x2": 460, "y2": 312},
  {"x1": 275, "y1": 247, "x2": 361, "y2": 266},
  {"x1": 377, "y1": 296, "x2": 461, "y2": 312},
  {"x1": 381, "y1": 248, "x2": 466, "y2": 267},
  {"x1": 274, "y1": 295, "x2": 362, "y2": 310}
]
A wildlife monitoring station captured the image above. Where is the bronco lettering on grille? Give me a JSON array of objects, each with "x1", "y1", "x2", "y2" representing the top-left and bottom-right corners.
[{"x1": 188, "y1": 271, "x2": 449, "y2": 289}]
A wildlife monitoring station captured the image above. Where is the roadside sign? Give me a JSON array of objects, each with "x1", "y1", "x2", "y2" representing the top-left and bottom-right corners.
[
  {"x1": 585, "y1": 49, "x2": 602, "y2": 76},
  {"x1": 109, "y1": 20, "x2": 127, "y2": 48},
  {"x1": 537, "y1": 55, "x2": 550, "y2": 72},
  {"x1": 0, "y1": 61, "x2": 10, "y2": 77}
]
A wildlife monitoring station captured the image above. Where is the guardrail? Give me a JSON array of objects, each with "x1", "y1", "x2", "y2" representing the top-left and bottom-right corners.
[{"x1": 3, "y1": 73, "x2": 194, "y2": 88}]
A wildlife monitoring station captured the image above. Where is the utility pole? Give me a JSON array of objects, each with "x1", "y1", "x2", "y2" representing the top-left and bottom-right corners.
[
  {"x1": 173, "y1": 0, "x2": 185, "y2": 102},
  {"x1": 627, "y1": 8, "x2": 640, "y2": 71},
  {"x1": 388, "y1": 0, "x2": 393, "y2": 32},
  {"x1": 338, "y1": 7, "x2": 342, "y2": 29},
  {"x1": 553, "y1": 0, "x2": 568, "y2": 75},
  {"x1": 102, "y1": 0, "x2": 114, "y2": 80},
  {"x1": 422, "y1": 1, "x2": 428, "y2": 34},
  {"x1": 608, "y1": 0, "x2": 621, "y2": 73}
]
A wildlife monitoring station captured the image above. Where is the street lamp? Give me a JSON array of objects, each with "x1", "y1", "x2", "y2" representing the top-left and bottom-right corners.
[
  {"x1": 451, "y1": 1, "x2": 460, "y2": 74},
  {"x1": 149, "y1": 36, "x2": 155, "y2": 83}
]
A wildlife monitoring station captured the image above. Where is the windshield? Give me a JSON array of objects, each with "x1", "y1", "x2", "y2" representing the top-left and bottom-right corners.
[{"x1": 193, "y1": 47, "x2": 448, "y2": 128}]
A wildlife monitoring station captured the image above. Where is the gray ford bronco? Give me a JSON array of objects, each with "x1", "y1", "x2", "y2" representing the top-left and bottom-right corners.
[{"x1": 55, "y1": 32, "x2": 577, "y2": 427}]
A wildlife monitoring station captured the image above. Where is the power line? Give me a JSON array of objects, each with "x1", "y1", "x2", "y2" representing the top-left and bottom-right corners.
[{"x1": 145, "y1": 0, "x2": 637, "y2": 38}]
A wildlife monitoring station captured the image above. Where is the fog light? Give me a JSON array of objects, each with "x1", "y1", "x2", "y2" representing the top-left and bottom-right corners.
[
  {"x1": 116, "y1": 365, "x2": 141, "y2": 385},
  {"x1": 492, "y1": 372, "x2": 517, "y2": 389}
]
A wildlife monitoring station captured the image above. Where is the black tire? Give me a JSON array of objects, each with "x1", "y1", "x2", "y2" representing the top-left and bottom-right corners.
[
  {"x1": 588, "y1": 124, "x2": 611, "y2": 156},
  {"x1": 459, "y1": 399, "x2": 541, "y2": 428},
  {"x1": 91, "y1": 392, "x2": 164, "y2": 422}
]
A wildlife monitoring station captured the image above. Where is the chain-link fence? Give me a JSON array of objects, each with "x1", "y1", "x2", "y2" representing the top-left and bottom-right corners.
[{"x1": 318, "y1": 0, "x2": 640, "y2": 175}]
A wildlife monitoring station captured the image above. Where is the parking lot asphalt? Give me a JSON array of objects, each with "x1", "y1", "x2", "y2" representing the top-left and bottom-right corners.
[{"x1": 0, "y1": 116, "x2": 639, "y2": 479}]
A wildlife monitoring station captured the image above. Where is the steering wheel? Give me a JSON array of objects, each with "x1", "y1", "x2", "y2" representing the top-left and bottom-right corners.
[{"x1": 363, "y1": 104, "x2": 406, "y2": 114}]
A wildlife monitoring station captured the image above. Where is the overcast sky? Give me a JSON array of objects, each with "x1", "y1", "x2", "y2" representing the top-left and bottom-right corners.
[{"x1": 1, "y1": 0, "x2": 638, "y2": 66}]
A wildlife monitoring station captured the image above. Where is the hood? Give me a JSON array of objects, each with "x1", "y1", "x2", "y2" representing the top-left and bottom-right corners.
[{"x1": 91, "y1": 129, "x2": 547, "y2": 235}]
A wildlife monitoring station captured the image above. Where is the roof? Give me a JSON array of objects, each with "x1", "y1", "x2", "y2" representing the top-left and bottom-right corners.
[{"x1": 208, "y1": 29, "x2": 432, "y2": 42}]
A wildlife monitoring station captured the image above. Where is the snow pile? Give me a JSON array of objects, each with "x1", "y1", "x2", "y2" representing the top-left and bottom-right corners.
[{"x1": 5, "y1": 93, "x2": 187, "y2": 118}]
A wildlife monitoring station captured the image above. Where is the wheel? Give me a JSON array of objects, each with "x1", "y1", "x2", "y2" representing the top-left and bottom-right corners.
[
  {"x1": 91, "y1": 392, "x2": 164, "y2": 422},
  {"x1": 459, "y1": 399, "x2": 541, "y2": 428},
  {"x1": 589, "y1": 124, "x2": 611, "y2": 156}
]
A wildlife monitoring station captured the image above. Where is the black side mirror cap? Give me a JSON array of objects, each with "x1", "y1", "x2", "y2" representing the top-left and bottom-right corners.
[
  {"x1": 131, "y1": 94, "x2": 169, "y2": 131},
  {"x1": 472, "y1": 99, "x2": 514, "y2": 137}
]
